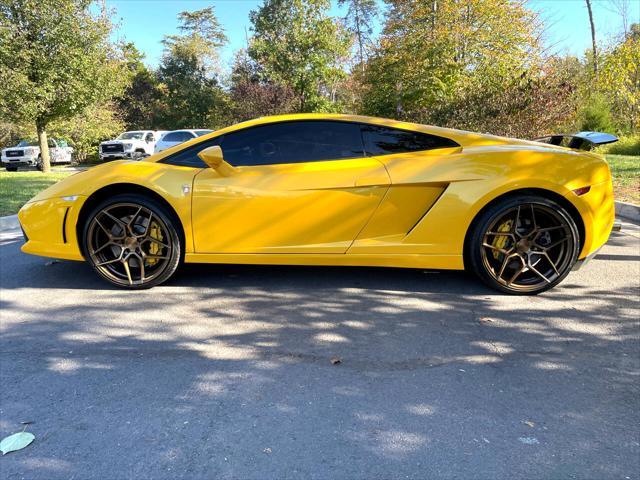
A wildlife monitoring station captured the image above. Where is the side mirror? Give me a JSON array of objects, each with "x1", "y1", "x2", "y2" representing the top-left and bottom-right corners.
[{"x1": 197, "y1": 146, "x2": 236, "y2": 176}]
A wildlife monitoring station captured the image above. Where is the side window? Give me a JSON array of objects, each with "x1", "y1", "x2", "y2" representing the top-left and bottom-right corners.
[
  {"x1": 361, "y1": 125, "x2": 459, "y2": 156},
  {"x1": 161, "y1": 137, "x2": 222, "y2": 168},
  {"x1": 220, "y1": 121, "x2": 365, "y2": 167},
  {"x1": 162, "y1": 132, "x2": 181, "y2": 143},
  {"x1": 145, "y1": 133, "x2": 155, "y2": 142}
]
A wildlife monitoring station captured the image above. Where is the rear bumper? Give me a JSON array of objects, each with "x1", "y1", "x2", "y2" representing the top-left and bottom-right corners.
[{"x1": 564, "y1": 179, "x2": 615, "y2": 260}]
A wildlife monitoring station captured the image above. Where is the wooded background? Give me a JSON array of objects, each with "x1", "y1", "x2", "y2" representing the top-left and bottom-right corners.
[{"x1": 1, "y1": 0, "x2": 638, "y2": 166}]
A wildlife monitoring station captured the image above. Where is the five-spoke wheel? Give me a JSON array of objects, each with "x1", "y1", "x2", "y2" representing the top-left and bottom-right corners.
[
  {"x1": 468, "y1": 195, "x2": 579, "y2": 294},
  {"x1": 83, "y1": 194, "x2": 181, "y2": 288}
]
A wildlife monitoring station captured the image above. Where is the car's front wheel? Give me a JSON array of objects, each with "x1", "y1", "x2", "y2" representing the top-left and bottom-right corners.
[
  {"x1": 5, "y1": 166, "x2": 18, "y2": 172},
  {"x1": 467, "y1": 195, "x2": 580, "y2": 294},
  {"x1": 82, "y1": 194, "x2": 182, "y2": 288}
]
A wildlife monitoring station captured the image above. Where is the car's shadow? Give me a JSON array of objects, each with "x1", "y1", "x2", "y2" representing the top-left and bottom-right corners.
[{"x1": 0, "y1": 234, "x2": 490, "y2": 293}]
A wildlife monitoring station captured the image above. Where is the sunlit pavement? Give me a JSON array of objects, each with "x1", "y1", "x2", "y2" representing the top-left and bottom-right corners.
[{"x1": 1, "y1": 222, "x2": 638, "y2": 479}]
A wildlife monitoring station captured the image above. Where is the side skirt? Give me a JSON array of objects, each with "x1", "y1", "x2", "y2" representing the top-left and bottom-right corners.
[{"x1": 184, "y1": 253, "x2": 464, "y2": 270}]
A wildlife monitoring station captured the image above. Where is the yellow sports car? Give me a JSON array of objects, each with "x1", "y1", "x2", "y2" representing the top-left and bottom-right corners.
[{"x1": 18, "y1": 114, "x2": 616, "y2": 294}]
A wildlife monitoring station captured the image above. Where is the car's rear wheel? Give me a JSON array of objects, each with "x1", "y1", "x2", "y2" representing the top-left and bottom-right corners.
[
  {"x1": 83, "y1": 194, "x2": 181, "y2": 288},
  {"x1": 468, "y1": 195, "x2": 579, "y2": 294}
]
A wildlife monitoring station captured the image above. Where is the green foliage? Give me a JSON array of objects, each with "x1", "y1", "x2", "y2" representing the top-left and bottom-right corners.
[
  {"x1": 248, "y1": 0, "x2": 352, "y2": 111},
  {"x1": 0, "y1": 0, "x2": 128, "y2": 171},
  {"x1": 339, "y1": 0, "x2": 378, "y2": 71},
  {"x1": 50, "y1": 103, "x2": 125, "y2": 163},
  {"x1": 596, "y1": 24, "x2": 640, "y2": 132},
  {"x1": 116, "y1": 43, "x2": 166, "y2": 129},
  {"x1": 157, "y1": 7, "x2": 230, "y2": 129},
  {"x1": 597, "y1": 136, "x2": 640, "y2": 156},
  {"x1": 578, "y1": 94, "x2": 615, "y2": 133},
  {"x1": 361, "y1": 0, "x2": 544, "y2": 127}
]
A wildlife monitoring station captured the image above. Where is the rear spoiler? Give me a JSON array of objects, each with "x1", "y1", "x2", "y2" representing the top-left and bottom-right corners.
[{"x1": 533, "y1": 131, "x2": 618, "y2": 151}]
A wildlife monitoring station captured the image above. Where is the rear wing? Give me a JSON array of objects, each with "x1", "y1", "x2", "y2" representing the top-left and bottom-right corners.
[{"x1": 533, "y1": 131, "x2": 618, "y2": 151}]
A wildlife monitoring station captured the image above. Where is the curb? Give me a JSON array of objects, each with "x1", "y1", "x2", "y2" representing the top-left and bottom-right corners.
[
  {"x1": 0, "y1": 214, "x2": 19, "y2": 230},
  {"x1": 615, "y1": 201, "x2": 640, "y2": 223}
]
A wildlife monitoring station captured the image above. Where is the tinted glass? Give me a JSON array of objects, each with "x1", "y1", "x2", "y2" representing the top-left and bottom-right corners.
[
  {"x1": 195, "y1": 130, "x2": 213, "y2": 137},
  {"x1": 220, "y1": 121, "x2": 365, "y2": 167},
  {"x1": 362, "y1": 125, "x2": 459, "y2": 156},
  {"x1": 161, "y1": 137, "x2": 222, "y2": 168},
  {"x1": 163, "y1": 132, "x2": 193, "y2": 143},
  {"x1": 161, "y1": 132, "x2": 181, "y2": 142},
  {"x1": 145, "y1": 133, "x2": 155, "y2": 142}
]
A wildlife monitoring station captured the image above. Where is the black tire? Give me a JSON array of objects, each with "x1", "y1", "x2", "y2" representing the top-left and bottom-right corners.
[
  {"x1": 5, "y1": 166, "x2": 18, "y2": 172},
  {"x1": 82, "y1": 193, "x2": 182, "y2": 289},
  {"x1": 467, "y1": 195, "x2": 580, "y2": 295},
  {"x1": 36, "y1": 156, "x2": 43, "y2": 171}
]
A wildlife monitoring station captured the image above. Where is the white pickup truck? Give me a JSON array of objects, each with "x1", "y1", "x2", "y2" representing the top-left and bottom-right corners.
[
  {"x1": 1, "y1": 139, "x2": 73, "y2": 171},
  {"x1": 99, "y1": 130, "x2": 166, "y2": 161}
]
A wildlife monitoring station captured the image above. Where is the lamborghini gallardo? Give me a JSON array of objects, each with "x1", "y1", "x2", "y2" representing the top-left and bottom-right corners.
[{"x1": 18, "y1": 114, "x2": 616, "y2": 294}]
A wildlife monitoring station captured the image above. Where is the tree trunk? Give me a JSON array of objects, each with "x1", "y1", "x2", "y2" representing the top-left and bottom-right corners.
[
  {"x1": 585, "y1": 0, "x2": 598, "y2": 75},
  {"x1": 36, "y1": 120, "x2": 51, "y2": 173}
]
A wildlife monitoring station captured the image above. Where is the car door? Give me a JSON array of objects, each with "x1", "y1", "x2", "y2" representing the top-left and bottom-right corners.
[{"x1": 191, "y1": 121, "x2": 390, "y2": 254}]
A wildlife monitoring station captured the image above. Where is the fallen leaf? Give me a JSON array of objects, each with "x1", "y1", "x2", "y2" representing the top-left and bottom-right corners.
[
  {"x1": 45, "y1": 260, "x2": 60, "y2": 266},
  {"x1": 20, "y1": 421, "x2": 33, "y2": 425},
  {"x1": 524, "y1": 421, "x2": 535, "y2": 428},
  {"x1": 478, "y1": 317, "x2": 495, "y2": 323},
  {"x1": 263, "y1": 447, "x2": 272, "y2": 454},
  {"x1": 1, "y1": 432, "x2": 35, "y2": 455},
  {"x1": 330, "y1": 356, "x2": 341, "y2": 365}
]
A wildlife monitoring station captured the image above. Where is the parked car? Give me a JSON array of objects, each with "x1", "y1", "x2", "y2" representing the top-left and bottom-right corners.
[
  {"x1": 99, "y1": 131, "x2": 166, "y2": 161},
  {"x1": 154, "y1": 129, "x2": 213, "y2": 153},
  {"x1": 17, "y1": 114, "x2": 616, "y2": 293},
  {"x1": 1, "y1": 139, "x2": 73, "y2": 171}
]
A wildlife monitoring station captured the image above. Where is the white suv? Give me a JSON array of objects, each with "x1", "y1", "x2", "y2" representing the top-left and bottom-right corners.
[
  {"x1": 99, "y1": 131, "x2": 166, "y2": 161},
  {"x1": 2, "y1": 139, "x2": 73, "y2": 171},
  {"x1": 154, "y1": 129, "x2": 213, "y2": 153}
]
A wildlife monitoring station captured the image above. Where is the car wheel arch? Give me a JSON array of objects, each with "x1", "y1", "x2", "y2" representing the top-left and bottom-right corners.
[
  {"x1": 462, "y1": 187, "x2": 585, "y2": 270},
  {"x1": 76, "y1": 183, "x2": 186, "y2": 257}
]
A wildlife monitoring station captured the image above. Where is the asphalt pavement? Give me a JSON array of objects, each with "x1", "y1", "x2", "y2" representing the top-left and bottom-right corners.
[{"x1": 1, "y1": 220, "x2": 639, "y2": 479}]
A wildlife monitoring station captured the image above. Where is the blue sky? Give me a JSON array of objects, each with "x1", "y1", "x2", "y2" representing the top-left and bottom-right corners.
[{"x1": 104, "y1": 0, "x2": 638, "y2": 70}]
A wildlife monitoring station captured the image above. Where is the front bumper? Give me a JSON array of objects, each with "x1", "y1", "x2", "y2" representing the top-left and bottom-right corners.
[
  {"x1": 2, "y1": 156, "x2": 38, "y2": 166},
  {"x1": 100, "y1": 151, "x2": 134, "y2": 160},
  {"x1": 18, "y1": 196, "x2": 86, "y2": 261}
]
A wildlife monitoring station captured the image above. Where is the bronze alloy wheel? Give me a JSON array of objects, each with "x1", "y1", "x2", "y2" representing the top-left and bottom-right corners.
[
  {"x1": 86, "y1": 202, "x2": 175, "y2": 287},
  {"x1": 478, "y1": 202, "x2": 577, "y2": 293}
]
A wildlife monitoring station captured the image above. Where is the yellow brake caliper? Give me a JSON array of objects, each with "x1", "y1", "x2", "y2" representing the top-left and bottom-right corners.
[
  {"x1": 492, "y1": 220, "x2": 512, "y2": 259},
  {"x1": 147, "y1": 222, "x2": 164, "y2": 266}
]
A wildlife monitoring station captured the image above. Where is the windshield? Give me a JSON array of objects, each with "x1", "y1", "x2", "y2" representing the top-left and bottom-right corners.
[
  {"x1": 117, "y1": 132, "x2": 145, "y2": 140},
  {"x1": 17, "y1": 140, "x2": 39, "y2": 147},
  {"x1": 195, "y1": 130, "x2": 213, "y2": 137}
]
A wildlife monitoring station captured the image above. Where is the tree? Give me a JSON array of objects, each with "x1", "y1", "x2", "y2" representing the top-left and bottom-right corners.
[
  {"x1": 50, "y1": 102, "x2": 125, "y2": 163},
  {"x1": 0, "y1": 0, "x2": 127, "y2": 172},
  {"x1": 597, "y1": 23, "x2": 640, "y2": 131},
  {"x1": 248, "y1": 0, "x2": 351, "y2": 111},
  {"x1": 361, "y1": 0, "x2": 544, "y2": 129},
  {"x1": 339, "y1": 0, "x2": 378, "y2": 73},
  {"x1": 585, "y1": 0, "x2": 598, "y2": 75},
  {"x1": 229, "y1": 49, "x2": 297, "y2": 121},
  {"x1": 157, "y1": 7, "x2": 230, "y2": 129},
  {"x1": 116, "y1": 43, "x2": 166, "y2": 130},
  {"x1": 163, "y1": 7, "x2": 227, "y2": 76}
]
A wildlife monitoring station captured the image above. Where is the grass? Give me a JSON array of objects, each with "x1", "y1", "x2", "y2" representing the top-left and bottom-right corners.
[
  {"x1": 0, "y1": 154, "x2": 637, "y2": 217},
  {"x1": 606, "y1": 154, "x2": 639, "y2": 204},
  {"x1": 0, "y1": 170, "x2": 75, "y2": 216}
]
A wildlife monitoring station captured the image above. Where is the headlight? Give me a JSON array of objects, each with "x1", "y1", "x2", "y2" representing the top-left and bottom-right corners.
[
  {"x1": 123, "y1": 143, "x2": 133, "y2": 150},
  {"x1": 27, "y1": 147, "x2": 37, "y2": 154}
]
